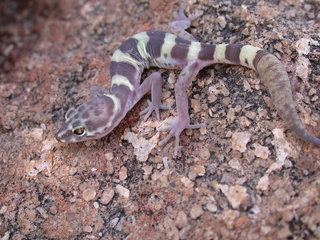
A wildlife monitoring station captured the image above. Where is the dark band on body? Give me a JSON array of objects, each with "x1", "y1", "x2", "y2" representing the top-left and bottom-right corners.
[
  {"x1": 119, "y1": 38, "x2": 145, "y2": 62},
  {"x1": 110, "y1": 61, "x2": 137, "y2": 84},
  {"x1": 146, "y1": 31, "x2": 166, "y2": 58},
  {"x1": 171, "y1": 37, "x2": 191, "y2": 60}
]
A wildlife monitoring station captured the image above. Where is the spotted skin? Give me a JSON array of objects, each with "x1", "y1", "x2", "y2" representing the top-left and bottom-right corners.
[{"x1": 56, "y1": 14, "x2": 320, "y2": 155}]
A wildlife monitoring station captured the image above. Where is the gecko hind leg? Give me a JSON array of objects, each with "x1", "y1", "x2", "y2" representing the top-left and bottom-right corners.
[
  {"x1": 158, "y1": 118, "x2": 205, "y2": 156},
  {"x1": 169, "y1": 0, "x2": 197, "y2": 41},
  {"x1": 158, "y1": 61, "x2": 208, "y2": 156}
]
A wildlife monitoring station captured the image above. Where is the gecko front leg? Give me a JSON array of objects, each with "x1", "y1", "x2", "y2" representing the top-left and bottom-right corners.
[
  {"x1": 134, "y1": 72, "x2": 170, "y2": 121},
  {"x1": 159, "y1": 61, "x2": 207, "y2": 156}
]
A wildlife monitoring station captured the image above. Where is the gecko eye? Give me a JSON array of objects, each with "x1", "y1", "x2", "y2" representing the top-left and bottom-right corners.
[{"x1": 73, "y1": 126, "x2": 86, "y2": 136}]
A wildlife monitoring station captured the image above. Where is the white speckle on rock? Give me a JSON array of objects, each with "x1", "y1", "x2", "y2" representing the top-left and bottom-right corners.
[
  {"x1": 206, "y1": 203, "x2": 218, "y2": 213},
  {"x1": 175, "y1": 211, "x2": 188, "y2": 229},
  {"x1": 100, "y1": 188, "x2": 115, "y2": 205},
  {"x1": 296, "y1": 56, "x2": 310, "y2": 82},
  {"x1": 82, "y1": 189, "x2": 96, "y2": 202},
  {"x1": 228, "y1": 159, "x2": 242, "y2": 171},
  {"x1": 220, "y1": 184, "x2": 249, "y2": 209},
  {"x1": 295, "y1": 38, "x2": 311, "y2": 56},
  {"x1": 0, "y1": 205, "x2": 7, "y2": 214},
  {"x1": 105, "y1": 152, "x2": 114, "y2": 161},
  {"x1": 216, "y1": 16, "x2": 227, "y2": 29},
  {"x1": 116, "y1": 184, "x2": 130, "y2": 199},
  {"x1": 199, "y1": 148, "x2": 210, "y2": 160},
  {"x1": 268, "y1": 128, "x2": 294, "y2": 173},
  {"x1": 190, "y1": 204, "x2": 204, "y2": 219},
  {"x1": 41, "y1": 139, "x2": 56, "y2": 152},
  {"x1": 163, "y1": 157, "x2": 169, "y2": 170},
  {"x1": 83, "y1": 225, "x2": 93, "y2": 233},
  {"x1": 26, "y1": 160, "x2": 50, "y2": 177},
  {"x1": 181, "y1": 176, "x2": 194, "y2": 188},
  {"x1": 29, "y1": 128, "x2": 44, "y2": 141},
  {"x1": 93, "y1": 202, "x2": 99, "y2": 209},
  {"x1": 253, "y1": 143, "x2": 270, "y2": 159},
  {"x1": 1, "y1": 231, "x2": 10, "y2": 240},
  {"x1": 221, "y1": 209, "x2": 240, "y2": 229},
  {"x1": 231, "y1": 132, "x2": 251, "y2": 153},
  {"x1": 119, "y1": 166, "x2": 128, "y2": 181},
  {"x1": 256, "y1": 175, "x2": 270, "y2": 192},
  {"x1": 188, "y1": 165, "x2": 206, "y2": 180},
  {"x1": 123, "y1": 131, "x2": 159, "y2": 162},
  {"x1": 69, "y1": 167, "x2": 77, "y2": 175},
  {"x1": 295, "y1": 38, "x2": 312, "y2": 82}
]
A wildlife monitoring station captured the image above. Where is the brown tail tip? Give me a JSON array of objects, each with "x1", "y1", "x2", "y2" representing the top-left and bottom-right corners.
[{"x1": 292, "y1": 127, "x2": 320, "y2": 147}]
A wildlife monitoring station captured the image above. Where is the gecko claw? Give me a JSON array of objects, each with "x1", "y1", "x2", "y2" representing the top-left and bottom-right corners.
[
  {"x1": 158, "y1": 118, "x2": 205, "y2": 156},
  {"x1": 140, "y1": 100, "x2": 171, "y2": 121}
]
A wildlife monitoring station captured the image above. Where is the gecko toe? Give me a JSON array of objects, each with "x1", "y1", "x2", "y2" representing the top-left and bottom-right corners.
[
  {"x1": 158, "y1": 118, "x2": 204, "y2": 156},
  {"x1": 140, "y1": 100, "x2": 171, "y2": 121}
]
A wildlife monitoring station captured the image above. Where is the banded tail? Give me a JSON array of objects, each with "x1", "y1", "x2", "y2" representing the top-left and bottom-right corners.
[{"x1": 212, "y1": 43, "x2": 320, "y2": 147}]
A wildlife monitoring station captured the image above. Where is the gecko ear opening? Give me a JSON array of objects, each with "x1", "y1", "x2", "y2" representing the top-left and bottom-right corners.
[
  {"x1": 90, "y1": 86, "x2": 109, "y2": 98},
  {"x1": 65, "y1": 107, "x2": 76, "y2": 121}
]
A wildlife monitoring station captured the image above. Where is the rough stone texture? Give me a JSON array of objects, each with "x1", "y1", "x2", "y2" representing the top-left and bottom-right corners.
[{"x1": 0, "y1": 0, "x2": 319, "y2": 239}]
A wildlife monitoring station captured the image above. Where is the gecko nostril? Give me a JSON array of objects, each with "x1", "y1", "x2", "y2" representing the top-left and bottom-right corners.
[
  {"x1": 55, "y1": 128, "x2": 67, "y2": 142},
  {"x1": 55, "y1": 132, "x2": 62, "y2": 141}
]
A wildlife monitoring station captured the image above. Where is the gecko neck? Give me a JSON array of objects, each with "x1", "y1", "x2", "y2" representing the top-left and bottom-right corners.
[{"x1": 109, "y1": 84, "x2": 135, "y2": 121}]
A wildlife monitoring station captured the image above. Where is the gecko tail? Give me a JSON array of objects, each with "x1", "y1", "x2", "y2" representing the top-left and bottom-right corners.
[
  {"x1": 253, "y1": 51, "x2": 320, "y2": 148},
  {"x1": 291, "y1": 126, "x2": 320, "y2": 147}
]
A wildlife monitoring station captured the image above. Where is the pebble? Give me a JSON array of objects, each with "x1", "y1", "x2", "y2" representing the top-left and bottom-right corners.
[
  {"x1": 116, "y1": 185, "x2": 130, "y2": 198},
  {"x1": 180, "y1": 176, "x2": 194, "y2": 188},
  {"x1": 221, "y1": 210, "x2": 240, "y2": 229},
  {"x1": 105, "y1": 160, "x2": 114, "y2": 175},
  {"x1": 231, "y1": 132, "x2": 251, "y2": 153},
  {"x1": 36, "y1": 207, "x2": 48, "y2": 219},
  {"x1": 199, "y1": 148, "x2": 210, "y2": 160},
  {"x1": 216, "y1": 16, "x2": 227, "y2": 29},
  {"x1": 83, "y1": 225, "x2": 93, "y2": 233},
  {"x1": 105, "y1": 152, "x2": 114, "y2": 161},
  {"x1": 1, "y1": 232, "x2": 9, "y2": 240},
  {"x1": 49, "y1": 206, "x2": 58, "y2": 215},
  {"x1": 175, "y1": 211, "x2": 188, "y2": 229},
  {"x1": 188, "y1": 165, "x2": 206, "y2": 180},
  {"x1": 82, "y1": 189, "x2": 96, "y2": 202},
  {"x1": 29, "y1": 128, "x2": 44, "y2": 141},
  {"x1": 190, "y1": 204, "x2": 204, "y2": 219},
  {"x1": 93, "y1": 202, "x2": 99, "y2": 209},
  {"x1": 206, "y1": 203, "x2": 218, "y2": 213},
  {"x1": 0, "y1": 206, "x2": 7, "y2": 214},
  {"x1": 220, "y1": 185, "x2": 249, "y2": 209},
  {"x1": 109, "y1": 217, "x2": 120, "y2": 228},
  {"x1": 253, "y1": 143, "x2": 270, "y2": 159},
  {"x1": 191, "y1": 99, "x2": 202, "y2": 113},
  {"x1": 69, "y1": 167, "x2": 77, "y2": 175},
  {"x1": 100, "y1": 188, "x2": 115, "y2": 205},
  {"x1": 119, "y1": 166, "x2": 128, "y2": 181}
]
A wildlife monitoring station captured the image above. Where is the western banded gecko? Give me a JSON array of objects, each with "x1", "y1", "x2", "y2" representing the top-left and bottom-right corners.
[{"x1": 56, "y1": 5, "x2": 320, "y2": 156}]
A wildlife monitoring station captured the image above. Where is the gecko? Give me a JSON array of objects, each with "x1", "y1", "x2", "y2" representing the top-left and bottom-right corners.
[{"x1": 55, "y1": 5, "x2": 320, "y2": 156}]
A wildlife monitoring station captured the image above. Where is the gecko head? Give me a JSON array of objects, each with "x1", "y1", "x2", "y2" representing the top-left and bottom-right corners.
[{"x1": 55, "y1": 94, "x2": 121, "y2": 143}]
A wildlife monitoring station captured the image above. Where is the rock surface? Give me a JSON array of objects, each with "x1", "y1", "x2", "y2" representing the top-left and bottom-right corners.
[{"x1": 0, "y1": 0, "x2": 319, "y2": 239}]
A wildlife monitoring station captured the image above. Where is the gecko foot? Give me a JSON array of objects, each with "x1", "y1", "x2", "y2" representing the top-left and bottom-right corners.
[
  {"x1": 169, "y1": 0, "x2": 197, "y2": 41},
  {"x1": 139, "y1": 100, "x2": 171, "y2": 121},
  {"x1": 158, "y1": 117, "x2": 205, "y2": 156}
]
